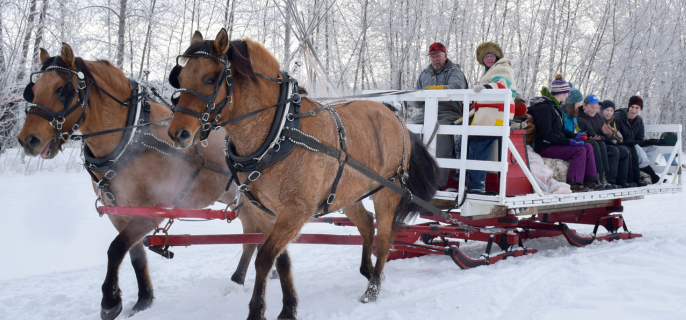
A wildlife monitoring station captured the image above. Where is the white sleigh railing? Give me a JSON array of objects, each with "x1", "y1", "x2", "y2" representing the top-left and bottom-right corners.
[{"x1": 358, "y1": 89, "x2": 682, "y2": 217}]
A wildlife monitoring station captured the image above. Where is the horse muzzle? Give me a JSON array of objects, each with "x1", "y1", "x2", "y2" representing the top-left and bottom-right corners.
[
  {"x1": 19, "y1": 134, "x2": 60, "y2": 159},
  {"x1": 168, "y1": 127, "x2": 198, "y2": 149}
]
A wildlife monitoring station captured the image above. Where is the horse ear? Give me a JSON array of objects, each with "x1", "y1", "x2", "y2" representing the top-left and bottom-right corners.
[
  {"x1": 214, "y1": 28, "x2": 229, "y2": 53},
  {"x1": 60, "y1": 43, "x2": 76, "y2": 69},
  {"x1": 191, "y1": 31, "x2": 204, "y2": 46},
  {"x1": 39, "y1": 48, "x2": 50, "y2": 64}
]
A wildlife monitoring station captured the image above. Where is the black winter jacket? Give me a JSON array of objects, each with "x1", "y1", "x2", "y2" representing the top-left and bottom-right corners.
[
  {"x1": 577, "y1": 111, "x2": 610, "y2": 140},
  {"x1": 528, "y1": 96, "x2": 576, "y2": 153},
  {"x1": 613, "y1": 108, "x2": 644, "y2": 146}
]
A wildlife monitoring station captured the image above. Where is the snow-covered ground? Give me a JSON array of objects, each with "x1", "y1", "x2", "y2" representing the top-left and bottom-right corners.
[{"x1": 1, "y1": 148, "x2": 685, "y2": 320}]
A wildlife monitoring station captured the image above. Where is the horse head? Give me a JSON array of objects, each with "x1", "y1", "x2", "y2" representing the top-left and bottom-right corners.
[
  {"x1": 18, "y1": 43, "x2": 88, "y2": 158},
  {"x1": 167, "y1": 28, "x2": 281, "y2": 150},
  {"x1": 18, "y1": 43, "x2": 132, "y2": 159}
]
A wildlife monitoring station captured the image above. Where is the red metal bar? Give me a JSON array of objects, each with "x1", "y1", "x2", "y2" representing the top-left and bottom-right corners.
[
  {"x1": 98, "y1": 206, "x2": 237, "y2": 221},
  {"x1": 396, "y1": 224, "x2": 516, "y2": 243},
  {"x1": 145, "y1": 233, "x2": 364, "y2": 247}
]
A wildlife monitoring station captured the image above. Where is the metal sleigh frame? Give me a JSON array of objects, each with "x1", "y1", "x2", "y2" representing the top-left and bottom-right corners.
[{"x1": 97, "y1": 89, "x2": 683, "y2": 269}]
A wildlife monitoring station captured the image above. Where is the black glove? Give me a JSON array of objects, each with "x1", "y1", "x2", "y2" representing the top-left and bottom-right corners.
[{"x1": 639, "y1": 138, "x2": 662, "y2": 147}]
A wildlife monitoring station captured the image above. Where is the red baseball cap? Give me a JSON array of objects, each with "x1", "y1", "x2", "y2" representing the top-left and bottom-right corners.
[{"x1": 428, "y1": 42, "x2": 446, "y2": 55}]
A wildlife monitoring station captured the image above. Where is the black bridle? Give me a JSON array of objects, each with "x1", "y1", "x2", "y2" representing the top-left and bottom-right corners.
[
  {"x1": 169, "y1": 51, "x2": 236, "y2": 143},
  {"x1": 24, "y1": 65, "x2": 92, "y2": 144}
]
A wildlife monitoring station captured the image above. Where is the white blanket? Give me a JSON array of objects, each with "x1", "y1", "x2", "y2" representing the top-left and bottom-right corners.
[{"x1": 526, "y1": 146, "x2": 572, "y2": 194}]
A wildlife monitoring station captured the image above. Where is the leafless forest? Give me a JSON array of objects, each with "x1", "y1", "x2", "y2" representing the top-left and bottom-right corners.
[{"x1": 1, "y1": 0, "x2": 684, "y2": 151}]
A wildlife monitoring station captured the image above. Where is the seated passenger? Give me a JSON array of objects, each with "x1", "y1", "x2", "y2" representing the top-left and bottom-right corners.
[
  {"x1": 602, "y1": 100, "x2": 638, "y2": 187},
  {"x1": 411, "y1": 42, "x2": 468, "y2": 188},
  {"x1": 613, "y1": 96, "x2": 662, "y2": 185},
  {"x1": 461, "y1": 41, "x2": 517, "y2": 194},
  {"x1": 528, "y1": 74, "x2": 602, "y2": 192},
  {"x1": 560, "y1": 86, "x2": 606, "y2": 190},
  {"x1": 561, "y1": 83, "x2": 583, "y2": 133},
  {"x1": 578, "y1": 95, "x2": 629, "y2": 189}
]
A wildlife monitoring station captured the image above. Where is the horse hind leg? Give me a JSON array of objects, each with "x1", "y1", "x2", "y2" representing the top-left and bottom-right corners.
[
  {"x1": 100, "y1": 217, "x2": 157, "y2": 320},
  {"x1": 342, "y1": 202, "x2": 375, "y2": 280},
  {"x1": 359, "y1": 189, "x2": 401, "y2": 303},
  {"x1": 231, "y1": 243, "x2": 258, "y2": 285},
  {"x1": 128, "y1": 241, "x2": 154, "y2": 315}
]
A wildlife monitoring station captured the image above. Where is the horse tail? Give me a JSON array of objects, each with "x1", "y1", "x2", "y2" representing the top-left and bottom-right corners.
[{"x1": 392, "y1": 132, "x2": 441, "y2": 230}]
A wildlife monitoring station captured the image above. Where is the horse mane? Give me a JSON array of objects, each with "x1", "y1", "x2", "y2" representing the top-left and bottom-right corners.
[{"x1": 182, "y1": 39, "x2": 258, "y2": 83}]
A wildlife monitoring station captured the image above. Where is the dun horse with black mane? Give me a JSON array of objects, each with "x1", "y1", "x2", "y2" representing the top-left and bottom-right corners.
[
  {"x1": 16, "y1": 43, "x2": 280, "y2": 320},
  {"x1": 167, "y1": 29, "x2": 440, "y2": 320}
]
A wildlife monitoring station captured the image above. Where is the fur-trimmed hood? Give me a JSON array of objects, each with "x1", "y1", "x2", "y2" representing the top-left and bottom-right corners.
[{"x1": 476, "y1": 41, "x2": 503, "y2": 66}]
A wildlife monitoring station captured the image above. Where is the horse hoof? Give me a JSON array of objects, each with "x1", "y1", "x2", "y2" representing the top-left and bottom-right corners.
[
  {"x1": 100, "y1": 303, "x2": 123, "y2": 320},
  {"x1": 129, "y1": 297, "x2": 153, "y2": 317},
  {"x1": 231, "y1": 272, "x2": 246, "y2": 285},
  {"x1": 358, "y1": 281, "x2": 380, "y2": 303}
]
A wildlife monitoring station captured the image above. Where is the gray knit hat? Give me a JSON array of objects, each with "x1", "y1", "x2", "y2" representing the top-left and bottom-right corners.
[{"x1": 565, "y1": 82, "x2": 583, "y2": 104}]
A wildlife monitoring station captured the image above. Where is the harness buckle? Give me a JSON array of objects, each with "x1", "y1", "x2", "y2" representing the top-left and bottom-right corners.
[
  {"x1": 176, "y1": 192, "x2": 187, "y2": 202},
  {"x1": 238, "y1": 184, "x2": 249, "y2": 193},
  {"x1": 327, "y1": 193, "x2": 336, "y2": 205},
  {"x1": 201, "y1": 113, "x2": 210, "y2": 122},
  {"x1": 105, "y1": 170, "x2": 117, "y2": 179},
  {"x1": 287, "y1": 113, "x2": 294, "y2": 121},
  {"x1": 105, "y1": 192, "x2": 116, "y2": 202},
  {"x1": 202, "y1": 123, "x2": 211, "y2": 131},
  {"x1": 200, "y1": 139, "x2": 209, "y2": 147},
  {"x1": 309, "y1": 110, "x2": 316, "y2": 116},
  {"x1": 292, "y1": 93, "x2": 301, "y2": 104},
  {"x1": 250, "y1": 200, "x2": 262, "y2": 207},
  {"x1": 50, "y1": 118, "x2": 65, "y2": 130},
  {"x1": 248, "y1": 171, "x2": 261, "y2": 182}
]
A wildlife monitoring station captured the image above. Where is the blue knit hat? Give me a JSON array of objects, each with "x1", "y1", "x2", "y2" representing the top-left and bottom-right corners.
[
  {"x1": 565, "y1": 82, "x2": 583, "y2": 104},
  {"x1": 551, "y1": 73, "x2": 570, "y2": 95}
]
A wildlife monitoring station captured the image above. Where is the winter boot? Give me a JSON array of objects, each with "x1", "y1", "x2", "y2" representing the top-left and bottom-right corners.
[
  {"x1": 640, "y1": 166, "x2": 660, "y2": 184},
  {"x1": 566, "y1": 178, "x2": 589, "y2": 192},
  {"x1": 599, "y1": 172, "x2": 614, "y2": 189}
]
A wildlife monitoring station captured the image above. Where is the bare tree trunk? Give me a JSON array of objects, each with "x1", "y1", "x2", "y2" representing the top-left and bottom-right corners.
[
  {"x1": 228, "y1": 0, "x2": 237, "y2": 39},
  {"x1": 284, "y1": 7, "x2": 290, "y2": 64},
  {"x1": 116, "y1": 0, "x2": 128, "y2": 68},
  {"x1": 17, "y1": 0, "x2": 38, "y2": 84},
  {"x1": 0, "y1": 6, "x2": 5, "y2": 75},
  {"x1": 139, "y1": 0, "x2": 157, "y2": 78},
  {"x1": 32, "y1": 0, "x2": 48, "y2": 72},
  {"x1": 353, "y1": 0, "x2": 369, "y2": 93}
]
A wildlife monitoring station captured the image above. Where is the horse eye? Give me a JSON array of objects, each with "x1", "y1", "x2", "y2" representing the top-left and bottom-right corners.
[{"x1": 204, "y1": 77, "x2": 215, "y2": 85}]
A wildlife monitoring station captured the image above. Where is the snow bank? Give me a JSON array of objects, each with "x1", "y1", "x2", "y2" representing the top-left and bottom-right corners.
[{"x1": 1, "y1": 167, "x2": 685, "y2": 319}]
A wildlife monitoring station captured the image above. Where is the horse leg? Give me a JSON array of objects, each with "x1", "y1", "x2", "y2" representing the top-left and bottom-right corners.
[
  {"x1": 359, "y1": 189, "x2": 400, "y2": 303},
  {"x1": 101, "y1": 217, "x2": 156, "y2": 320},
  {"x1": 343, "y1": 202, "x2": 375, "y2": 280},
  {"x1": 274, "y1": 249, "x2": 296, "y2": 320},
  {"x1": 232, "y1": 243, "x2": 258, "y2": 285},
  {"x1": 248, "y1": 216, "x2": 306, "y2": 320},
  {"x1": 128, "y1": 241, "x2": 154, "y2": 315},
  {"x1": 233, "y1": 203, "x2": 279, "y2": 284}
]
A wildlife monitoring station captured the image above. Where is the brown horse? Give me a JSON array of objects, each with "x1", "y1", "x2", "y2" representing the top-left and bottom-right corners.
[
  {"x1": 16, "y1": 43, "x2": 277, "y2": 319},
  {"x1": 167, "y1": 29, "x2": 439, "y2": 320}
]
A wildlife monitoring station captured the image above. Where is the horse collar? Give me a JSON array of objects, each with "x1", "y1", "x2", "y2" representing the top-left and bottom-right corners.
[{"x1": 225, "y1": 71, "x2": 301, "y2": 173}]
